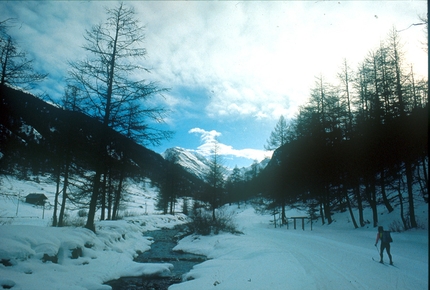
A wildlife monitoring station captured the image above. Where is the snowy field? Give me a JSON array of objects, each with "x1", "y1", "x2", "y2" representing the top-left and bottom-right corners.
[
  {"x1": 172, "y1": 205, "x2": 428, "y2": 290},
  {"x1": 0, "y1": 174, "x2": 428, "y2": 290}
]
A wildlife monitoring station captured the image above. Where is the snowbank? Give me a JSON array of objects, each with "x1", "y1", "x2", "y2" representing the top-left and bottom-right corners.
[
  {"x1": 0, "y1": 215, "x2": 188, "y2": 290},
  {"x1": 0, "y1": 174, "x2": 193, "y2": 289}
]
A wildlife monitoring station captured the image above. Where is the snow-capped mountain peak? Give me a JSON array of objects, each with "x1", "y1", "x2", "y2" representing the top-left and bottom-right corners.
[
  {"x1": 161, "y1": 147, "x2": 270, "y2": 181},
  {"x1": 162, "y1": 147, "x2": 212, "y2": 180}
]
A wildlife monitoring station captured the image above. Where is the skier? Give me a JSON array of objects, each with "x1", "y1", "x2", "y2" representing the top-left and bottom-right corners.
[{"x1": 375, "y1": 226, "x2": 393, "y2": 265}]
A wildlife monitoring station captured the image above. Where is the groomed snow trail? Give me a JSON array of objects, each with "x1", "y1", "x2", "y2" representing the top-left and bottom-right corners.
[
  {"x1": 259, "y1": 228, "x2": 425, "y2": 290},
  {"x1": 171, "y1": 208, "x2": 428, "y2": 290}
]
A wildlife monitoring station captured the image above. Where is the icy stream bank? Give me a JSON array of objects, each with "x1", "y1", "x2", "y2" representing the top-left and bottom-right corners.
[{"x1": 105, "y1": 225, "x2": 206, "y2": 290}]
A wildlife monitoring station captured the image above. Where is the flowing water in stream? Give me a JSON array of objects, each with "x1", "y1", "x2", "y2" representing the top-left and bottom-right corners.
[{"x1": 105, "y1": 225, "x2": 206, "y2": 290}]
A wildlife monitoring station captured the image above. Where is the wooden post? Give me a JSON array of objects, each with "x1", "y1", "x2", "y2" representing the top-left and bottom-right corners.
[
  {"x1": 16, "y1": 192, "x2": 20, "y2": 216},
  {"x1": 288, "y1": 217, "x2": 312, "y2": 230}
]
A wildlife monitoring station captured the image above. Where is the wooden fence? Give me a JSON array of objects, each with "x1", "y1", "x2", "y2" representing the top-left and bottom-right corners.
[{"x1": 285, "y1": 216, "x2": 312, "y2": 231}]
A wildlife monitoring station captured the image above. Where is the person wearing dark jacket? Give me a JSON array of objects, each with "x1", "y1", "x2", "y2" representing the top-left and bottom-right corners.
[{"x1": 375, "y1": 226, "x2": 393, "y2": 265}]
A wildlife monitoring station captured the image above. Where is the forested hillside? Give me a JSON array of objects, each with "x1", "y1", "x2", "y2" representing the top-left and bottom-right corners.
[
  {"x1": 256, "y1": 28, "x2": 428, "y2": 230},
  {"x1": 0, "y1": 84, "x2": 203, "y2": 225}
]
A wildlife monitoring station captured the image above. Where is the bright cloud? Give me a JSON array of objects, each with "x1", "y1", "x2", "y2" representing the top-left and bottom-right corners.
[
  {"x1": 2, "y1": 2, "x2": 427, "y2": 116},
  {"x1": 134, "y1": 1, "x2": 427, "y2": 123},
  {"x1": 189, "y1": 128, "x2": 272, "y2": 163},
  {"x1": 188, "y1": 128, "x2": 221, "y2": 144}
]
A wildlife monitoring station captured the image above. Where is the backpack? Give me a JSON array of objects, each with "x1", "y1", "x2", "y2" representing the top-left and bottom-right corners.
[{"x1": 381, "y1": 231, "x2": 393, "y2": 243}]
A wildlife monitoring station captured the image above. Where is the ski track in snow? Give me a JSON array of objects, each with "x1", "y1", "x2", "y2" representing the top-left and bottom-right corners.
[
  {"x1": 254, "y1": 228, "x2": 426, "y2": 290},
  {"x1": 172, "y1": 207, "x2": 428, "y2": 290}
]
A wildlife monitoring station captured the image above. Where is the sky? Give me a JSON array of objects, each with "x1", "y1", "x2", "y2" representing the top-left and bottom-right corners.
[{"x1": 1, "y1": 1, "x2": 427, "y2": 168}]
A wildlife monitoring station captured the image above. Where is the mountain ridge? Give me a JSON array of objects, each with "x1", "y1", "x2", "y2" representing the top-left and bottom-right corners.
[
  {"x1": 0, "y1": 84, "x2": 202, "y2": 190},
  {"x1": 161, "y1": 146, "x2": 271, "y2": 181}
]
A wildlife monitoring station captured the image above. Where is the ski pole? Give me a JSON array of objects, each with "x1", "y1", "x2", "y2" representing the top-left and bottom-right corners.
[{"x1": 375, "y1": 244, "x2": 380, "y2": 255}]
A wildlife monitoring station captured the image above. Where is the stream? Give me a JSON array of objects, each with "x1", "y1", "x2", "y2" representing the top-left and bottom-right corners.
[{"x1": 105, "y1": 225, "x2": 206, "y2": 290}]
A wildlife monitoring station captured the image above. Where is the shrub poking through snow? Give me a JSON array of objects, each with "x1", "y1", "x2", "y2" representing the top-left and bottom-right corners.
[{"x1": 189, "y1": 208, "x2": 242, "y2": 235}]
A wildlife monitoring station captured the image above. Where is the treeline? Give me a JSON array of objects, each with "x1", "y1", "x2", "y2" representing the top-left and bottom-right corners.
[{"x1": 258, "y1": 28, "x2": 428, "y2": 229}]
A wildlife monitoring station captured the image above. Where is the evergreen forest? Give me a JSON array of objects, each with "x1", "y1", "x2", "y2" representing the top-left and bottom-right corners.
[{"x1": 253, "y1": 28, "x2": 428, "y2": 230}]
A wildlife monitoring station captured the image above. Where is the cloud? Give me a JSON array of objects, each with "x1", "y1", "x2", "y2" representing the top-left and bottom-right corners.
[
  {"x1": 2, "y1": 1, "x2": 426, "y2": 117},
  {"x1": 138, "y1": 1, "x2": 427, "y2": 122},
  {"x1": 189, "y1": 128, "x2": 272, "y2": 162},
  {"x1": 189, "y1": 128, "x2": 221, "y2": 145},
  {"x1": 0, "y1": 2, "x2": 114, "y2": 97}
]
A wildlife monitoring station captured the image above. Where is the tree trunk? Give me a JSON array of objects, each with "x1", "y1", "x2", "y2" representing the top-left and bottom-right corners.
[
  {"x1": 364, "y1": 178, "x2": 378, "y2": 227},
  {"x1": 52, "y1": 163, "x2": 61, "y2": 227},
  {"x1": 58, "y1": 158, "x2": 70, "y2": 227},
  {"x1": 100, "y1": 170, "x2": 107, "y2": 221},
  {"x1": 169, "y1": 194, "x2": 174, "y2": 215},
  {"x1": 344, "y1": 186, "x2": 358, "y2": 229},
  {"x1": 107, "y1": 170, "x2": 113, "y2": 220},
  {"x1": 281, "y1": 198, "x2": 286, "y2": 225},
  {"x1": 397, "y1": 178, "x2": 407, "y2": 230},
  {"x1": 0, "y1": 38, "x2": 11, "y2": 85},
  {"x1": 212, "y1": 206, "x2": 216, "y2": 222},
  {"x1": 324, "y1": 200, "x2": 332, "y2": 224},
  {"x1": 416, "y1": 160, "x2": 427, "y2": 201},
  {"x1": 380, "y1": 170, "x2": 394, "y2": 212},
  {"x1": 422, "y1": 156, "x2": 429, "y2": 202},
  {"x1": 112, "y1": 169, "x2": 124, "y2": 220},
  {"x1": 85, "y1": 13, "x2": 120, "y2": 231},
  {"x1": 354, "y1": 185, "x2": 365, "y2": 227},
  {"x1": 319, "y1": 201, "x2": 325, "y2": 225},
  {"x1": 422, "y1": 157, "x2": 428, "y2": 189},
  {"x1": 85, "y1": 169, "x2": 102, "y2": 232},
  {"x1": 273, "y1": 210, "x2": 277, "y2": 228},
  {"x1": 370, "y1": 178, "x2": 378, "y2": 227},
  {"x1": 324, "y1": 187, "x2": 332, "y2": 224},
  {"x1": 405, "y1": 160, "x2": 417, "y2": 228}
]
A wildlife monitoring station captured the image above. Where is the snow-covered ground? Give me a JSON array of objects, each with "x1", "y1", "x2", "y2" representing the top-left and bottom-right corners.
[
  {"x1": 0, "y1": 174, "x2": 188, "y2": 290},
  {"x1": 172, "y1": 204, "x2": 428, "y2": 290},
  {"x1": 0, "y1": 174, "x2": 428, "y2": 289}
]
